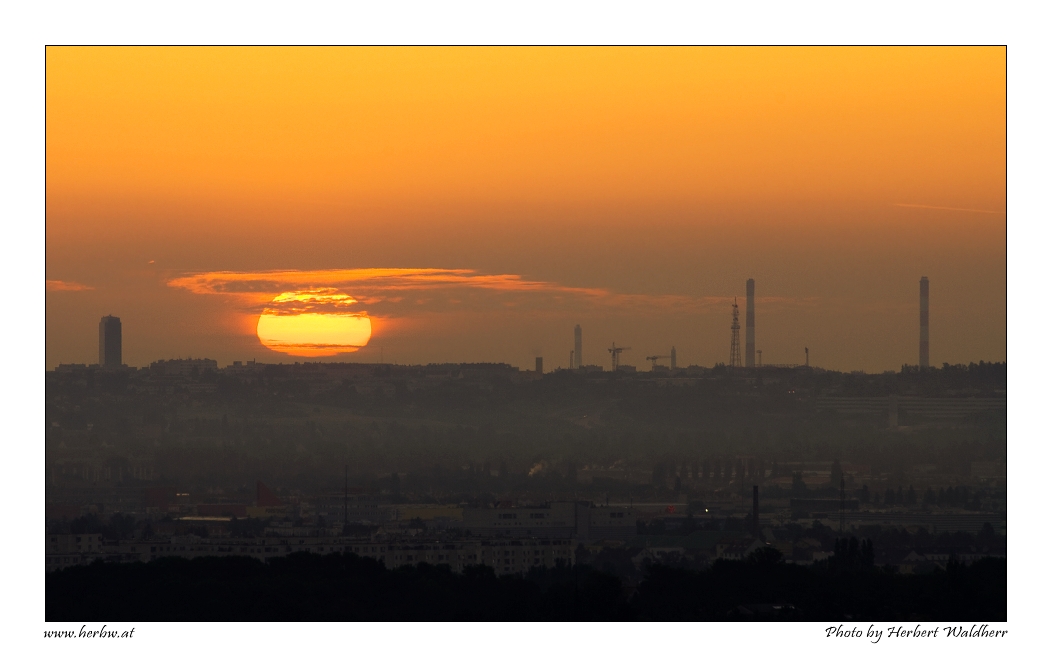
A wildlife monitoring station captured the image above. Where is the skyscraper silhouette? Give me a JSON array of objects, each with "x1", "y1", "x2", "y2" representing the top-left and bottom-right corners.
[{"x1": 99, "y1": 315, "x2": 122, "y2": 368}]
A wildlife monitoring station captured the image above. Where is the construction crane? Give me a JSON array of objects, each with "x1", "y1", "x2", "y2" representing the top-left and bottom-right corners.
[
  {"x1": 645, "y1": 355, "x2": 671, "y2": 371},
  {"x1": 608, "y1": 342, "x2": 630, "y2": 371}
]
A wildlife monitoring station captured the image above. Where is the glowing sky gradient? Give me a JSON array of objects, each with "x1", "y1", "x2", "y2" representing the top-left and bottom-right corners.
[{"x1": 46, "y1": 47, "x2": 1006, "y2": 371}]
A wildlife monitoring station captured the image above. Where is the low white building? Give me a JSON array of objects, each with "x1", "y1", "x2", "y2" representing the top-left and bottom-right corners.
[
  {"x1": 463, "y1": 501, "x2": 636, "y2": 542},
  {"x1": 45, "y1": 534, "x2": 578, "y2": 575}
]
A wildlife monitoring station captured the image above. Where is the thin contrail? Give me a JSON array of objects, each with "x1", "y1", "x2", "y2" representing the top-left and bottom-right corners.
[{"x1": 893, "y1": 203, "x2": 1005, "y2": 215}]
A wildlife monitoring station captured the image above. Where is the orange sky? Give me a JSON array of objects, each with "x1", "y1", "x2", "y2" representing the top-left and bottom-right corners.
[{"x1": 46, "y1": 47, "x2": 1006, "y2": 371}]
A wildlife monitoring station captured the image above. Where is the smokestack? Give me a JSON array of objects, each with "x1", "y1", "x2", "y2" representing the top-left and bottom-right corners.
[
  {"x1": 535, "y1": 357, "x2": 543, "y2": 374},
  {"x1": 745, "y1": 279, "x2": 755, "y2": 367},
  {"x1": 574, "y1": 324, "x2": 582, "y2": 370},
  {"x1": 919, "y1": 277, "x2": 929, "y2": 368},
  {"x1": 752, "y1": 485, "x2": 759, "y2": 536},
  {"x1": 670, "y1": 346, "x2": 677, "y2": 370}
]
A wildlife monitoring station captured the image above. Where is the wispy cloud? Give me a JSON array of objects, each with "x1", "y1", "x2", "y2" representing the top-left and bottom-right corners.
[
  {"x1": 168, "y1": 268, "x2": 607, "y2": 298},
  {"x1": 893, "y1": 203, "x2": 1005, "y2": 215},
  {"x1": 261, "y1": 289, "x2": 367, "y2": 316},
  {"x1": 46, "y1": 280, "x2": 94, "y2": 292},
  {"x1": 167, "y1": 268, "x2": 816, "y2": 317}
]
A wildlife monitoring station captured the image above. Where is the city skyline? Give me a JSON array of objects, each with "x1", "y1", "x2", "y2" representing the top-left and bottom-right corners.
[
  {"x1": 46, "y1": 47, "x2": 1006, "y2": 371},
  {"x1": 56, "y1": 273, "x2": 982, "y2": 373},
  {"x1": 42, "y1": 44, "x2": 1009, "y2": 629}
]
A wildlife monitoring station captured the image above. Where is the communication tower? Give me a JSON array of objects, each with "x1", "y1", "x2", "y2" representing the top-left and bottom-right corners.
[{"x1": 729, "y1": 298, "x2": 742, "y2": 367}]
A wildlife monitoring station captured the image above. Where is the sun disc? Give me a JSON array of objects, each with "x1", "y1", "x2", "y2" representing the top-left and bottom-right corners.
[{"x1": 256, "y1": 290, "x2": 371, "y2": 356}]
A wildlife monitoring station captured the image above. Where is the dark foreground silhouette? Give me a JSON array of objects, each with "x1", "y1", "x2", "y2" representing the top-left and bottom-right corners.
[{"x1": 47, "y1": 550, "x2": 1005, "y2": 621}]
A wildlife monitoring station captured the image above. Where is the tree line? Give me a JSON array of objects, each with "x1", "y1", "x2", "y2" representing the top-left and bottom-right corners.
[{"x1": 47, "y1": 549, "x2": 1005, "y2": 622}]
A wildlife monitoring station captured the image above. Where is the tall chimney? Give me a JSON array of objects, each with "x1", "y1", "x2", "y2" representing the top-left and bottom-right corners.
[
  {"x1": 745, "y1": 279, "x2": 755, "y2": 367},
  {"x1": 919, "y1": 277, "x2": 929, "y2": 368},
  {"x1": 535, "y1": 357, "x2": 543, "y2": 374},
  {"x1": 574, "y1": 324, "x2": 582, "y2": 370}
]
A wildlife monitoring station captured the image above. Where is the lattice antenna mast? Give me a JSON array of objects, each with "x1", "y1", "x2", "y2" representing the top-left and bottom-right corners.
[{"x1": 730, "y1": 298, "x2": 742, "y2": 367}]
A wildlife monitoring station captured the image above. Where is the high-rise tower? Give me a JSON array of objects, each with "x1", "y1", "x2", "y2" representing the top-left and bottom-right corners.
[
  {"x1": 745, "y1": 279, "x2": 755, "y2": 367},
  {"x1": 573, "y1": 324, "x2": 582, "y2": 370},
  {"x1": 729, "y1": 299, "x2": 742, "y2": 367},
  {"x1": 99, "y1": 315, "x2": 122, "y2": 368},
  {"x1": 919, "y1": 277, "x2": 929, "y2": 368}
]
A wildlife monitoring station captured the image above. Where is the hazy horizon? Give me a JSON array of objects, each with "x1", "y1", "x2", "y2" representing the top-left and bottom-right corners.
[{"x1": 46, "y1": 47, "x2": 1006, "y2": 372}]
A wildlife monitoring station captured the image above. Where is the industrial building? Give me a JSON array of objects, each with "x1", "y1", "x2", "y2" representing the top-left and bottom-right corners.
[
  {"x1": 463, "y1": 501, "x2": 637, "y2": 541},
  {"x1": 815, "y1": 394, "x2": 1006, "y2": 427}
]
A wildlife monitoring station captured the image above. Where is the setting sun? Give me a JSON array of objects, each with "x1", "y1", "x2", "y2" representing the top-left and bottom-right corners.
[
  {"x1": 45, "y1": 47, "x2": 1005, "y2": 371},
  {"x1": 255, "y1": 290, "x2": 372, "y2": 356}
]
